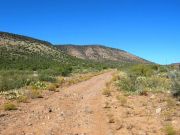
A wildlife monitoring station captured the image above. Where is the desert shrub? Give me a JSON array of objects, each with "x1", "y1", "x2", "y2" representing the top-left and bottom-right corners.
[
  {"x1": 117, "y1": 70, "x2": 171, "y2": 94},
  {"x1": 27, "y1": 89, "x2": 43, "y2": 99},
  {"x1": 102, "y1": 88, "x2": 111, "y2": 97},
  {"x1": 112, "y1": 73, "x2": 121, "y2": 81},
  {"x1": 129, "y1": 64, "x2": 157, "y2": 77},
  {"x1": 116, "y1": 95, "x2": 127, "y2": 106},
  {"x1": 169, "y1": 71, "x2": 180, "y2": 97},
  {"x1": 39, "y1": 74, "x2": 56, "y2": 83},
  {"x1": 1, "y1": 89, "x2": 24, "y2": 100},
  {"x1": 4, "y1": 102, "x2": 17, "y2": 111},
  {"x1": 17, "y1": 95, "x2": 28, "y2": 103},
  {"x1": 159, "y1": 66, "x2": 168, "y2": 73},
  {"x1": 61, "y1": 67, "x2": 73, "y2": 76},
  {"x1": 54, "y1": 83, "x2": 60, "y2": 88},
  {"x1": 147, "y1": 76, "x2": 172, "y2": 91},
  {"x1": 135, "y1": 76, "x2": 148, "y2": 91},
  {"x1": 164, "y1": 124, "x2": 176, "y2": 135},
  {"x1": 172, "y1": 81, "x2": 180, "y2": 97},
  {"x1": 0, "y1": 70, "x2": 36, "y2": 91},
  {"x1": 0, "y1": 74, "x2": 29, "y2": 91},
  {"x1": 31, "y1": 81, "x2": 47, "y2": 90},
  {"x1": 57, "y1": 77, "x2": 65, "y2": 85},
  {"x1": 38, "y1": 69, "x2": 61, "y2": 76},
  {"x1": 117, "y1": 75, "x2": 136, "y2": 92},
  {"x1": 47, "y1": 84, "x2": 58, "y2": 92}
]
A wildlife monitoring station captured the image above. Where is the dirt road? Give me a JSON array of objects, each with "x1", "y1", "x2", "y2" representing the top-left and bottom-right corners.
[{"x1": 0, "y1": 71, "x2": 113, "y2": 135}]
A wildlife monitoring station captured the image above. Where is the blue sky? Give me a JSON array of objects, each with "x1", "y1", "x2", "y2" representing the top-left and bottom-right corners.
[{"x1": 0, "y1": 0, "x2": 179, "y2": 64}]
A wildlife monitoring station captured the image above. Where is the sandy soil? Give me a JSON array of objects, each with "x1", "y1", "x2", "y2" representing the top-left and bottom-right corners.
[
  {"x1": 0, "y1": 71, "x2": 114, "y2": 135},
  {"x1": 102, "y1": 82, "x2": 180, "y2": 135}
]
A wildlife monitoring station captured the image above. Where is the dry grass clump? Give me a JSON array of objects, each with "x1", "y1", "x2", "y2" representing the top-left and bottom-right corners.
[
  {"x1": 163, "y1": 124, "x2": 177, "y2": 135},
  {"x1": 27, "y1": 89, "x2": 43, "y2": 99},
  {"x1": 47, "y1": 84, "x2": 59, "y2": 92},
  {"x1": 17, "y1": 95, "x2": 28, "y2": 103},
  {"x1": 57, "y1": 77, "x2": 65, "y2": 85},
  {"x1": 102, "y1": 72, "x2": 119, "y2": 97},
  {"x1": 162, "y1": 97, "x2": 177, "y2": 121},
  {"x1": 166, "y1": 98, "x2": 176, "y2": 109},
  {"x1": 3, "y1": 102, "x2": 17, "y2": 111},
  {"x1": 54, "y1": 83, "x2": 60, "y2": 88},
  {"x1": 102, "y1": 88, "x2": 111, "y2": 97},
  {"x1": 112, "y1": 73, "x2": 120, "y2": 81},
  {"x1": 67, "y1": 79, "x2": 77, "y2": 85},
  {"x1": 116, "y1": 95, "x2": 127, "y2": 106}
]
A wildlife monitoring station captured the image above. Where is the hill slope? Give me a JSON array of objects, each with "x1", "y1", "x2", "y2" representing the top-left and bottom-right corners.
[
  {"x1": 0, "y1": 32, "x2": 104, "y2": 70},
  {"x1": 55, "y1": 45, "x2": 150, "y2": 64},
  {"x1": 0, "y1": 32, "x2": 74, "y2": 70}
]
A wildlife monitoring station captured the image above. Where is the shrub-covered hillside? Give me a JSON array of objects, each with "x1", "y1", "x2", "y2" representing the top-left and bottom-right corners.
[
  {"x1": 0, "y1": 32, "x2": 108, "y2": 91},
  {"x1": 0, "y1": 32, "x2": 108, "y2": 71}
]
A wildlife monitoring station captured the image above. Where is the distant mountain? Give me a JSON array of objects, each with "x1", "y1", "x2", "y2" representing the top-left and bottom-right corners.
[
  {"x1": 171, "y1": 63, "x2": 180, "y2": 69},
  {"x1": 171, "y1": 63, "x2": 180, "y2": 65},
  {"x1": 55, "y1": 44, "x2": 151, "y2": 64}
]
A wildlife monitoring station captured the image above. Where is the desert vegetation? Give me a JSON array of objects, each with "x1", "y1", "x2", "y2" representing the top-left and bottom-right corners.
[
  {"x1": 102, "y1": 64, "x2": 180, "y2": 135},
  {"x1": 3, "y1": 102, "x2": 17, "y2": 111},
  {"x1": 0, "y1": 32, "x2": 109, "y2": 93},
  {"x1": 0, "y1": 32, "x2": 179, "y2": 135},
  {"x1": 116, "y1": 64, "x2": 180, "y2": 96}
]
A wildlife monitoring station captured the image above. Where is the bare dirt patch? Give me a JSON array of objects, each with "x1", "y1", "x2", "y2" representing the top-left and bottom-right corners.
[{"x1": 102, "y1": 80, "x2": 180, "y2": 135}]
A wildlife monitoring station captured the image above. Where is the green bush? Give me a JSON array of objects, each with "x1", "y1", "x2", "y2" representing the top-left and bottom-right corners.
[
  {"x1": 117, "y1": 75, "x2": 136, "y2": 92},
  {"x1": 60, "y1": 67, "x2": 72, "y2": 76},
  {"x1": 117, "y1": 70, "x2": 171, "y2": 94},
  {"x1": 159, "y1": 66, "x2": 168, "y2": 73},
  {"x1": 39, "y1": 74, "x2": 56, "y2": 83},
  {"x1": 31, "y1": 81, "x2": 47, "y2": 90},
  {"x1": 129, "y1": 64, "x2": 157, "y2": 77},
  {"x1": 0, "y1": 71, "x2": 32, "y2": 91}
]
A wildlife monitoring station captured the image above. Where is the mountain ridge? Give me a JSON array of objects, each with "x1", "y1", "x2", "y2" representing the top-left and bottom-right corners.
[{"x1": 55, "y1": 44, "x2": 151, "y2": 64}]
